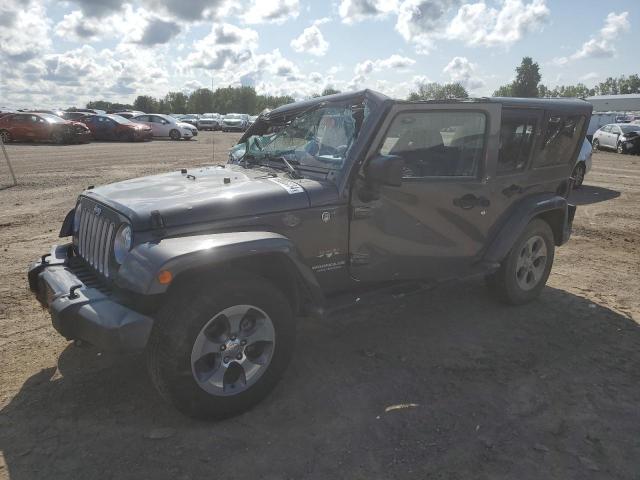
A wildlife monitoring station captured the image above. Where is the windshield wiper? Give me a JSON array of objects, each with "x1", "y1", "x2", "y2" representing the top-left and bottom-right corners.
[{"x1": 250, "y1": 152, "x2": 303, "y2": 179}]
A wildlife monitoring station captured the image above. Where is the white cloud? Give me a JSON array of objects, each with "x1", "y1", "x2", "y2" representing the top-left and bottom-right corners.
[
  {"x1": 443, "y1": 56, "x2": 484, "y2": 90},
  {"x1": 244, "y1": 0, "x2": 299, "y2": 25},
  {"x1": 555, "y1": 11, "x2": 630, "y2": 65},
  {"x1": 579, "y1": 72, "x2": 599, "y2": 82},
  {"x1": 183, "y1": 23, "x2": 258, "y2": 71},
  {"x1": 354, "y1": 54, "x2": 416, "y2": 76},
  {"x1": 395, "y1": 0, "x2": 459, "y2": 54},
  {"x1": 338, "y1": 0, "x2": 398, "y2": 24},
  {"x1": 0, "y1": 1, "x2": 51, "y2": 62},
  {"x1": 290, "y1": 25, "x2": 329, "y2": 56}
]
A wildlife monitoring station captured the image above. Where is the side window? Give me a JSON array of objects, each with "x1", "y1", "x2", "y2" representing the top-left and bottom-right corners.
[
  {"x1": 534, "y1": 114, "x2": 585, "y2": 168},
  {"x1": 601, "y1": 125, "x2": 611, "y2": 133},
  {"x1": 379, "y1": 110, "x2": 486, "y2": 178},
  {"x1": 498, "y1": 110, "x2": 538, "y2": 175},
  {"x1": 611, "y1": 125, "x2": 621, "y2": 134}
]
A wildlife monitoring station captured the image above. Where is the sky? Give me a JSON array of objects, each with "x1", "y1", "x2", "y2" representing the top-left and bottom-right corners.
[{"x1": 0, "y1": 0, "x2": 637, "y2": 109}]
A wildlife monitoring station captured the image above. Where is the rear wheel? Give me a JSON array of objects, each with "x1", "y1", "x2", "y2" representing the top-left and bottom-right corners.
[
  {"x1": 0, "y1": 130, "x2": 11, "y2": 143},
  {"x1": 146, "y1": 274, "x2": 296, "y2": 419},
  {"x1": 486, "y1": 219, "x2": 555, "y2": 305},
  {"x1": 572, "y1": 162, "x2": 585, "y2": 188},
  {"x1": 169, "y1": 129, "x2": 181, "y2": 140}
]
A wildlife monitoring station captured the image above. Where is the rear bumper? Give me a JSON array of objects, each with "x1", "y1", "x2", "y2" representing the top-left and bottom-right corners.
[{"x1": 28, "y1": 245, "x2": 154, "y2": 352}]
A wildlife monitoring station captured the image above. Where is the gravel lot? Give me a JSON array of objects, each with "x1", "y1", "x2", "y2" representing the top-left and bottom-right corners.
[{"x1": 0, "y1": 133, "x2": 639, "y2": 479}]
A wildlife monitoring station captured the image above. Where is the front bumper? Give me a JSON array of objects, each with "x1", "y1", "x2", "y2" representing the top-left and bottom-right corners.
[{"x1": 28, "y1": 244, "x2": 154, "y2": 352}]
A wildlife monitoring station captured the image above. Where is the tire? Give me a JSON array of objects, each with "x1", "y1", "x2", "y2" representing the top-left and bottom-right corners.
[
  {"x1": 592, "y1": 139, "x2": 599, "y2": 152},
  {"x1": 617, "y1": 141, "x2": 626, "y2": 154},
  {"x1": 169, "y1": 129, "x2": 181, "y2": 140},
  {"x1": 0, "y1": 129, "x2": 11, "y2": 143},
  {"x1": 572, "y1": 163, "x2": 585, "y2": 188},
  {"x1": 486, "y1": 219, "x2": 555, "y2": 305},
  {"x1": 146, "y1": 273, "x2": 296, "y2": 419},
  {"x1": 50, "y1": 130, "x2": 65, "y2": 145}
]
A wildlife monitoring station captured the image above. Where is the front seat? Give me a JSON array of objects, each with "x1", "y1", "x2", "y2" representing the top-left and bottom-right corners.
[{"x1": 390, "y1": 128, "x2": 446, "y2": 176}]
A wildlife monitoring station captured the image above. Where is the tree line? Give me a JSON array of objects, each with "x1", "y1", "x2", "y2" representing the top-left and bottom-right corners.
[
  {"x1": 407, "y1": 57, "x2": 640, "y2": 101},
  {"x1": 86, "y1": 86, "x2": 344, "y2": 115}
]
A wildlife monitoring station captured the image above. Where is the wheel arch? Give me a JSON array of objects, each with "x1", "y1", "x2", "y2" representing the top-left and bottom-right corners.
[
  {"x1": 482, "y1": 194, "x2": 575, "y2": 265},
  {"x1": 116, "y1": 231, "x2": 324, "y2": 315}
]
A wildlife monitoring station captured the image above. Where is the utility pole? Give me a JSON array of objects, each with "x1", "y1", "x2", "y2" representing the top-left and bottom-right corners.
[{"x1": 0, "y1": 134, "x2": 17, "y2": 187}]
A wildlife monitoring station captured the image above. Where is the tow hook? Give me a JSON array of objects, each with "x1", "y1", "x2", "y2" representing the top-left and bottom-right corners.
[{"x1": 68, "y1": 284, "x2": 83, "y2": 299}]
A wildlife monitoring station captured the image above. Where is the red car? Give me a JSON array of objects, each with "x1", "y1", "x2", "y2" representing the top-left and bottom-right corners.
[
  {"x1": 0, "y1": 113, "x2": 91, "y2": 144},
  {"x1": 82, "y1": 114, "x2": 152, "y2": 141}
]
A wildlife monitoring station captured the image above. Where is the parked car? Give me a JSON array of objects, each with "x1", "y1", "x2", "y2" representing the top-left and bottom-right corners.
[
  {"x1": 248, "y1": 115, "x2": 258, "y2": 127},
  {"x1": 28, "y1": 90, "x2": 590, "y2": 419},
  {"x1": 82, "y1": 114, "x2": 152, "y2": 141},
  {"x1": 131, "y1": 113, "x2": 197, "y2": 140},
  {"x1": 114, "y1": 111, "x2": 145, "y2": 119},
  {"x1": 0, "y1": 112, "x2": 91, "y2": 144},
  {"x1": 180, "y1": 114, "x2": 200, "y2": 128},
  {"x1": 198, "y1": 113, "x2": 222, "y2": 131},
  {"x1": 592, "y1": 123, "x2": 640, "y2": 154},
  {"x1": 221, "y1": 113, "x2": 250, "y2": 132},
  {"x1": 61, "y1": 111, "x2": 90, "y2": 122},
  {"x1": 572, "y1": 139, "x2": 592, "y2": 188}
]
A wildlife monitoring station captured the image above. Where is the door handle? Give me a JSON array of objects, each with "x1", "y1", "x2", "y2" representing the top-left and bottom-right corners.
[
  {"x1": 453, "y1": 194, "x2": 490, "y2": 209},
  {"x1": 502, "y1": 184, "x2": 523, "y2": 197}
]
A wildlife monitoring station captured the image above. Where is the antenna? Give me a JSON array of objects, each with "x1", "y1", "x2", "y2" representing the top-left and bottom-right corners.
[
  {"x1": 211, "y1": 76, "x2": 215, "y2": 164},
  {"x1": 0, "y1": 134, "x2": 18, "y2": 188}
]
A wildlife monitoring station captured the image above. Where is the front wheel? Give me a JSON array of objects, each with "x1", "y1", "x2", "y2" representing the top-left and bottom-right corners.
[
  {"x1": 592, "y1": 139, "x2": 599, "y2": 152},
  {"x1": 486, "y1": 219, "x2": 555, "y2": 305},
  {"x1": 146, "y1": 274, "x2": 296, "y2": 419},
  {"x1": 0, "y1": 130, "x2": 11, "y2": 143},
  {"x1": 50, "y1": 130, "x2": 65, "y2": 144},
  {"x1": 617, "y1": 141, "x2": 626, "y2": 154},
  {"x1": 169, "y1": 129, "x2": 181, "y2": 140}
]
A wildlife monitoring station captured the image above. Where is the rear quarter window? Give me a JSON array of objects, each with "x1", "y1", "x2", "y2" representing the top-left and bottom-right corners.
[{"x1": 533, "y1": 114, "x2": 585, "y2": 168}]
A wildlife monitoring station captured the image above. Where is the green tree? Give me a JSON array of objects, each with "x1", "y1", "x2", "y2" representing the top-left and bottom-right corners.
[
  {"x1": 133, "y1": 95, "x2": 159, "y2": 113},
  {"x1": 163, "y1": 91, "x2": 188, "y2": 114},
  {"x1": 186, "y1": 88, "x2": 215, "y2": 113},
  {"x1": 407, "y1": 82, "x2": 468, "y2": 100},
  {"x1": 493, "y1": 57, "x2": 542, "y2": 97}
]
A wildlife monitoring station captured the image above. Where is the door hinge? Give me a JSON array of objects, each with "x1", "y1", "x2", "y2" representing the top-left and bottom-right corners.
[
  {"x1": 352, "y1": 206, "x2": 373, "y2": 219},
  {"x1": 350, "y1": 252, "x2": 370, "y2": 265}
]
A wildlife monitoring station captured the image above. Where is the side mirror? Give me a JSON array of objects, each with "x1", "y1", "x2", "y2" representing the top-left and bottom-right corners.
[{"x1": 365, "y1": 154, "x2": 404, "y2": 187}]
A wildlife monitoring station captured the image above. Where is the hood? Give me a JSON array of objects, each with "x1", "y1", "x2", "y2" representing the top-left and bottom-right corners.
[
  {"x1": 177, "y1": 122, "x2": 195, "y2": 129},
  {"x1": 83, "y1": 165, "x2": 336, "y2": 231}
]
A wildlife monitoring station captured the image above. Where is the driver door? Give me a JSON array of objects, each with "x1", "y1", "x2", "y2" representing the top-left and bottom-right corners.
[{"x1": 349, "y1": 103, "x2": 502, "y2": 283}]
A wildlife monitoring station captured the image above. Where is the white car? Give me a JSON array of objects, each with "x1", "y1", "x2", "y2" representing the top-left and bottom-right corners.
[
  {"x1": 130, "y1": 114, "x2": 197, "y2": 140},
  {"x1": 572, "y1": 138, "x2": 592, "y2": 188},
  {"x1": 592, "y1": 123, "x2": 640, "y2": 154},
  {"x1": 221, "y1": 113, "x2": 249, "y2": 132},
  {"x1": 198, "y1": 113, "x2": 222, "y2": 131}
]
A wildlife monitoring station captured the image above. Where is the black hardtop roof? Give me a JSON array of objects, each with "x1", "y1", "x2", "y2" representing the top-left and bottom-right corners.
[{"x1": 265, "y1": 89, "x2": 592, "y2": 118}]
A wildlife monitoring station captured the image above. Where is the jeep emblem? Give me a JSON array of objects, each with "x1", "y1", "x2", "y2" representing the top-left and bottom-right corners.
[
  {"x1": 321, "y1": 211, "x2": 331, "y2": 223},
  {"x1": 93, "y1": 205, "x2": 102, "y2": 216}
]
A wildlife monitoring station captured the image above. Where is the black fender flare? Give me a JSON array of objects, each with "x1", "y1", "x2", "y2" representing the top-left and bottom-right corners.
[
  {"x1": 116, "y1": 231, "x2": 324, "y2": 305},
  {"x1": 482, "y1": 194, "x2": 576, "y2": 265}
]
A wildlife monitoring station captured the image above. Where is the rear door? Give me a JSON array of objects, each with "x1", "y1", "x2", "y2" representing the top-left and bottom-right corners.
[{"x1": 349, "y1": 102, "x2": 502, "y2": 283}]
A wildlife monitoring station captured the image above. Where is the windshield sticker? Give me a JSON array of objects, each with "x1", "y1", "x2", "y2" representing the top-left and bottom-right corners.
[{"x1": 269, "y1": 177, "x2": 304, "y2": 195}]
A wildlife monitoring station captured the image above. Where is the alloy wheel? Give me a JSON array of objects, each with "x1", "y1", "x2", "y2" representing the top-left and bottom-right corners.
[
  {"x1": 190, "y1": 305, "x2": 276, "y2": 396},
  {"x1": 515, "y1": 235, "x2": 548, "y2": 291}
]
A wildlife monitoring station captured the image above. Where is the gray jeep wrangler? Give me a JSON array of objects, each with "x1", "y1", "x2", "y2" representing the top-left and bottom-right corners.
[{"x1": 29, "y1": 90, "x2": 591, "y2": 419}]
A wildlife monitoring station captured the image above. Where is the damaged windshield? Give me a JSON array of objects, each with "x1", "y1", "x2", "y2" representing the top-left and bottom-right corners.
[{"x1": 233, "y1": 104, "x2": 364, "y2": 175}]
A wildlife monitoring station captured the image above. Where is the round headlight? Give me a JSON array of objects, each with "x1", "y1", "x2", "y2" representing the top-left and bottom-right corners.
[
  {"x1": 73, "y1": 204, "x2": 82, "y2": 233},
  {"x1": 113, "y1": 224, "x2": 132, "y2": 265}
]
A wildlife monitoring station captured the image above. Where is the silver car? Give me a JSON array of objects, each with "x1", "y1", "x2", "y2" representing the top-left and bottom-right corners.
[
  {"x1": 592, "y1": 123, "x2": 640, "y2": 154},
  {"x1": 131, "y1": 114, "x2": 197, "y2": 140},
  {"x1": 198, "y1": 113, "x2": 222, "y2": 131}
]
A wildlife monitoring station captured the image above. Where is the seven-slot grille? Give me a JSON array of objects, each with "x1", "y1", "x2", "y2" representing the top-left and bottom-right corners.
[{"x1": 76, "y1": 202, "x2": 116, "y2": 278}]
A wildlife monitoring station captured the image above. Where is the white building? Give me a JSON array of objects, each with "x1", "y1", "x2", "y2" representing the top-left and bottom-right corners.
[{"x1": 586, "y1": 94, "x2": 640, "y2": 112}]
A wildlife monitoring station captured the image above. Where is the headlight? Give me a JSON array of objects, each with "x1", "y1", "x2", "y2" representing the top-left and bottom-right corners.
[
  {"x1": 73, "y1": 204, "x2": 82, "y2": 233},
  {"x1": 113, "y1": 224, "x2": 132, "y2": 264}
]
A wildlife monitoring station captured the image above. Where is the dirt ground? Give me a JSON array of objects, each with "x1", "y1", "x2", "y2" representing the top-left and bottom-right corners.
[{"x1": 0, "y1": 133, "x2": 638, "y2": 479}]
